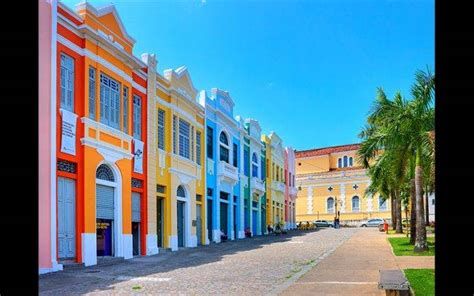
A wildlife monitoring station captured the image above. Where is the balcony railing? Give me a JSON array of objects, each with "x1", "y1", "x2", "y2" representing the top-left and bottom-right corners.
[
  {"x1": 272, "y1": 181, "x2": 285, "y2": 193},
  {"x1": 250, "y1": 177, "x2": 265, "y2": 195},
  {"x1": 217, "y1": 161, "x2": 239, "y2": 185}
]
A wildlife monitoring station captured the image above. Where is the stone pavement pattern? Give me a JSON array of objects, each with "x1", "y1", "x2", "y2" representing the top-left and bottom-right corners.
[
  {"x1": 39, "y1": 228, "x2": 357, "y2": 295},
  {"x1": 281, "y1": 228, "x2": 400, "y2": 296}
]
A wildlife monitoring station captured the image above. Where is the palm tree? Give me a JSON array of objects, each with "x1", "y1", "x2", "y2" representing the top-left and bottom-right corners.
[
  {"x1": 408, "y1": 69, "x2": 435, "y2": 252},
  {"x1": 358, "y1": 90, "x2": 411, "y2": 234},
  {"x1": 358, "y1": 68, "x2": 435, "y2": 245}
]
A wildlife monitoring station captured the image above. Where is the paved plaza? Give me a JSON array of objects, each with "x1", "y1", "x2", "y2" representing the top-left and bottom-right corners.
[
  {"x1": 39, "y1": 228, "x2": 356, "y2": 295},
  {"x1": 39, "y1": 228, "x2": 433, "y2": 295}
]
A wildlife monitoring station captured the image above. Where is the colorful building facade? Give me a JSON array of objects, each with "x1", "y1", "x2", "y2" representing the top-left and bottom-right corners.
[
  {"x1": 205, "y1": 88, "x2": 242, "y2": 242},
  {"x1": 284, "y1": 147, "x2": 297, "y2": 230},
  {"x1": 39, "y1": 0, "x2": 62, "y2": 274},
  {"x1": 295, "y1": 144, "x2": 392, "y2": 224},
  {"x1": 39, "y1": 1, "x2": 294, "y2": 274},
  {"x1": 52, "y1": 1, "x2": 149, "y2": 267},
  {"x1": 262, "y1": 132, "x2": 286, "y2": 228},
  {"x1": 241, "y1": 118, "x2": 266, "y2": 236}
]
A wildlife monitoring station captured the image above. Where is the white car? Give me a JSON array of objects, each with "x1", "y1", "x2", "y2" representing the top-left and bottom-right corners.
[{"x1": 359, "y1": 218, "x2": 384, "y2": 227}]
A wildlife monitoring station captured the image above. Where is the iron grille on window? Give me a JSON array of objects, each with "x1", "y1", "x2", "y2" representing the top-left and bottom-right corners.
[
  {"x1": 96, "y1": 164, "x2": 115, "y2": 181},
  {"x1": 156, "y1": 185, "x2": 166, "y2": 193},
  {"x1": 131, "y1": 178, "x2": 143, "y2": 188},
  {"x1": 57, "y1": 160, "x2": 76, "y2": 173}
]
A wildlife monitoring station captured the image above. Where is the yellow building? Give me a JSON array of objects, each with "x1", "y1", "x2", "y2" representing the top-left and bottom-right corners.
[
  {"x1": 295, "y1": 144, "x2": 391, "y2": 224},
  {"x1": 142, "y1": 54, "x2": 206, "y2": 252},
  {"x1": 262, "y1": 132, "x2": 285, "y2": 227}
]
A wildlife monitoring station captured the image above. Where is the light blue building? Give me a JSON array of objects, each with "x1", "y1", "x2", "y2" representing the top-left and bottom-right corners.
[{"x1": 203, "y1": 88, "x2": 243, "y2": 243}]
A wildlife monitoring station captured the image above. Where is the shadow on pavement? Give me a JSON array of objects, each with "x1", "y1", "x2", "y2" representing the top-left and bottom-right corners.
[{"x1": 39, "y1": 228, "x2": 324, "y2": 295}]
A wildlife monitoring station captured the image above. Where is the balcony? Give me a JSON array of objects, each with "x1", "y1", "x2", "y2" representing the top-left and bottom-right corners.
[
  {"x1": 289, "y1": 186, "x2": 298, "y2": 197},
  {"x1": 272, "y1": 181, "x2": 285, "y2": 193},
  {"x1": 217, "y1": 161, "x2": 239, "y2": 185},
  {"x1": 250, "y1": 177, "x2": 265, "y2": 195}
]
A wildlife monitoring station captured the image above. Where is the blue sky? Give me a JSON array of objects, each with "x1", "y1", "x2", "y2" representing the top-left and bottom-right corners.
[{"x1": 61, "y1": 0, "x2": 434, "y2": 151}]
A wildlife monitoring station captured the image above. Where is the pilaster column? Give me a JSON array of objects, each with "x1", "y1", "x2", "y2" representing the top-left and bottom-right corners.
[
  {"x1": 340, "y1": 184, "x2": 346, "y2": 213},
  {"x1": 307, "y1": 186, "x2": 313, "y2": 214}
]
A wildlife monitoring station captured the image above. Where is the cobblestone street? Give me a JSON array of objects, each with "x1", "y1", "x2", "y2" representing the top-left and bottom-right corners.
[{"x1": 39, "y1": 228, "x2": 357, "y2": 295}]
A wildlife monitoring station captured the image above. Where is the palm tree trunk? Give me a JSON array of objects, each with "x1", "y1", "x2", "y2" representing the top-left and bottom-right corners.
[
  {"x1": 414, "y1": 149, "x2": 428, "y2": 252},
  {"x1": 425, "y1": 189, "x2": 430, "y2": 225},
  {"x1": 391, "y1": 191, "x2": 396, "y2": 230},
  {"x1": 410, "y1": 178, "x2": 416, "y2": 244},
  {"x1": 395, "y1": 190, "x2": 403, "y2": 233}
]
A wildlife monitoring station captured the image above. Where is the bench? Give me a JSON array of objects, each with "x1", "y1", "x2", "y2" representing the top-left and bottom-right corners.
[{"x1": 378, "y1": 270, "x2": 411, "y2": 296}]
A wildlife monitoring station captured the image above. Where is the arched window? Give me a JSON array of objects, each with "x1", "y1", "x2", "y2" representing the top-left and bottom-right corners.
[
  {"x1": 379, "y1": 196, "x2": 387, "y2": 210},
  {"x1": 343, "y1": 156, "x2": 348, "y2": 167},
  {"x1": 349, "y1": 157, "x2": 353, "y2": 167},
  {"x1": 338, "y1": 158, "x2": 342, "y2": 168},
  {"x1": 219, "y1": 132, "x2": 229, "y2": 163},
  {"x1": 352, "y1": 196, "x2": 360, "y2": 212},
  {"x1": 251, "y1": 153, "x2": 259, "y2": 177},
  {"x1": 177, "y1": 185, "x2": 186, "y2": 198},
  {"x1": 327, "y1": 197, "x2": 335, "y2": 213},
  {"x1": 219, "y1": 132, "x2": 228, "y2": 145},
  {"x1": 96, "y1": 164, "x2": 115, "y2": 182}
]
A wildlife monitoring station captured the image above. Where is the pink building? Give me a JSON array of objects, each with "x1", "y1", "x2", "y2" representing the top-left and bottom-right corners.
[
  {"x1": 39, "y1": 0, "x2": 62, "y2": 274},
  {"x1": 284, "y1": 147, "x2": 297, "y2": 229}
]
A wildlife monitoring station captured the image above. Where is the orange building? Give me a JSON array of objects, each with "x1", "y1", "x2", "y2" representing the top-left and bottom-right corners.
[{"x1": 54, "y1": 2, "x2": 148, "y2": 267}]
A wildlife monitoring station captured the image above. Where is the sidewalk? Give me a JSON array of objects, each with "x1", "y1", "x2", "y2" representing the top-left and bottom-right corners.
[{"x1": 280, "y1": 228, "x2": 399, "y2": 296}]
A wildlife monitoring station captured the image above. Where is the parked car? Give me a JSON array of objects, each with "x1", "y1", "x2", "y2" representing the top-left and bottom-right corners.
[
  {"x1": 314, "y1": 220, "x2": 334, "y2": 228},
  {"x1": 359, "y1": 218, "x2": 384, "y2": 227}
]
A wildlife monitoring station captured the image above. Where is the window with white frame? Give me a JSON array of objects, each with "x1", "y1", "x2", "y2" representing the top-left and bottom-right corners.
[
  {"x1": 379, "y1": 196, "x2": 387, "y2": 211},
  {"x1": 123, "y1": 86, "x2": 128, "y2": 133},
  {"x1": 60, "y1": 53, "x2": 75, "y2": 112},
  {"x1": 191, "y1": 126, "x2": 195, "y2": 161},
  {"x1": 133, "y1": 95, "x2": 142, "y2": 139},
  {"x1": 327, "y1": 197, "x2": 335, "y2": 213},
  {"x1": 100, "y1": 73, "x2": 121, "y2": 129},
  {"x1": 179, "y1": 118, "x2": 191, "y2": 159},
  {"x1": 352, "y1": 196, "x2": 360, "y2": 212},
  {"x1": 196, "y1": 130, "x2": 201, "y2": 165},
  {"x1": 158, "y1": 109, "x2": 165, "y2": 150},
  {"x1": 251, "y1": 153, "x2": 258, "y2": 177},
  {"x1": 88, "y1": 67, "x2": 96, "y2": 119},
  {"x1": 219, "y1": 132, "x2": 229, "y2": 163},
  {"x1": 173, "y1": 115, "x2": 177, "y2": 154},
  {"x1": 349, "y1": 157, "x2": 353, "y2": 167},
  {"x1": 343, "y1": 155, "x2": 348, "y2": 167},
  {"x1": 338, "y1": 158, "x2": 342, "y2": 168}
]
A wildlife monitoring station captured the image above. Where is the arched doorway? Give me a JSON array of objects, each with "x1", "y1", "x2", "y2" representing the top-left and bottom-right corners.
[
  {"x1": 96, "y1": 163, "x2": 118, "y2": 257},
  {"x1": 176, "y1": 185, "x2": 187, "y2": 248}
]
